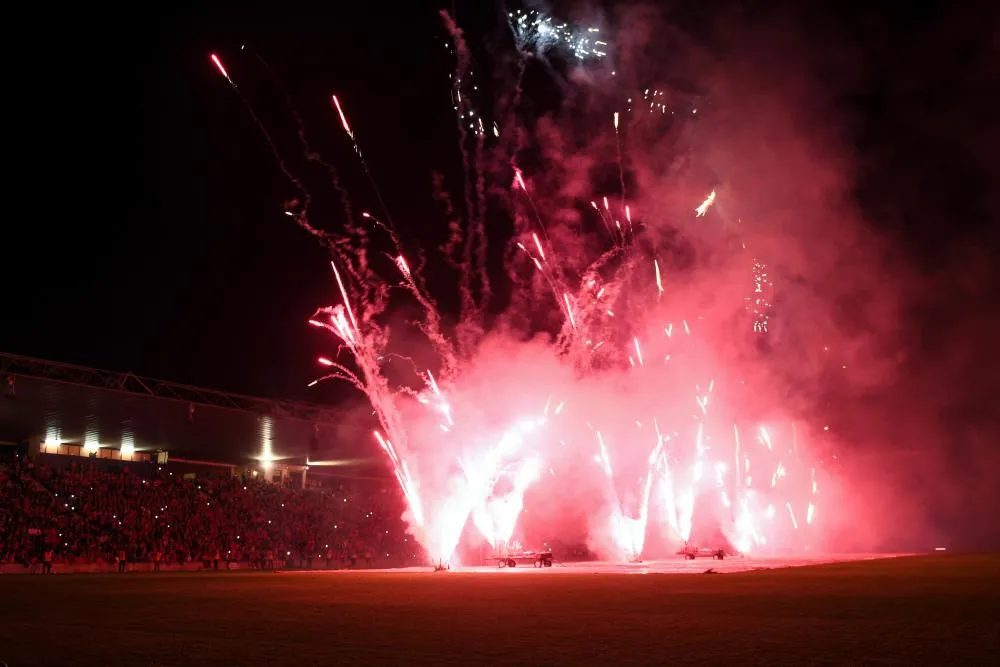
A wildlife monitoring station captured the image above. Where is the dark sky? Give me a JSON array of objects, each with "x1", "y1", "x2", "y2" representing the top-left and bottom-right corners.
[
  {"x1": 4, "y1": 0, "x2": 998, "y2": 407},
  {"x1": 5, "y1": 3, "x2": 461, "y2": 400}
]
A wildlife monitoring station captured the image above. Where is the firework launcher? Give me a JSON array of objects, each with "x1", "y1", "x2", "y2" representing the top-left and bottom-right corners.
[
  {"x1": 677, "y1": 542, "x2": 732, "y2": 560},
  {"x1": 492, "y1": 540, "x2": 554, "y2": 568}
]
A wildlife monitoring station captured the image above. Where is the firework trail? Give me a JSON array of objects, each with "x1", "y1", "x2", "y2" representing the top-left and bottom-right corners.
[
  {"x1": 235, "y1": 44, "x2": 361, "y2": 236},
  {"x1": 208, "y1": 51, "x2": 323, "y2": 237},
  {"x1": 613, "y1": 113, "x2": 628, "y2": 215},
  {"x1": 695, "y1": 189, "x2": 717, "y2": 217},
  {"x1": 440, "y1": 11, "x2": 492, "y2": 346},
  {"x1": 328, "y1": 94, "x2": 399, "y2": 236},
  {"x1": 210, "y1": 53, "x2": 234, "y2": 86},
  {"x1": 210, "y1": 10, "x2": 829, "y2": 566},
  {"x1": 748, "y1": 258, "x2": 773, "y2": 333}
]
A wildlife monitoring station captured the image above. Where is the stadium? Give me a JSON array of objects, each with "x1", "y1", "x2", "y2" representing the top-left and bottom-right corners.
[
  {"x1": 0, "y1": 351, "x2": 367, "y2": 484},
  {"x1": 0, "y1": 351, "x2": 414, "y2": 571},
  {"x1": 1, "y1": 358, "x2": 996, "y2": 665},
  {"x1": 3, "y1": 2, "x2": 1000, "y2": 665},
  {"x1": 0, "y1": 352, "x2": 823, "y2": 575}
]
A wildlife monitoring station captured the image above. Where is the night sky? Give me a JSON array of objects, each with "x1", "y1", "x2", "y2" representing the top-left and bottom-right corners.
[
  {"x1": 4, "y1": 0, "x2": 998, "y2": 407},
  {"x1": 6, "y1": 3, "x2": 458, "y2": 401}
]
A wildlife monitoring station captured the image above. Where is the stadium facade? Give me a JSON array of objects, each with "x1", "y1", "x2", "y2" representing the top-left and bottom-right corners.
[{"x1": 0, "y1": 352, "x2": 383, "y2": 484}]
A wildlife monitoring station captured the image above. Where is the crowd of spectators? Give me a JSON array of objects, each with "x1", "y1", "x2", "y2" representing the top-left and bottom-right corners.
[{"x1": 0, "y1": 454, "x2": 420, "y2": 571}]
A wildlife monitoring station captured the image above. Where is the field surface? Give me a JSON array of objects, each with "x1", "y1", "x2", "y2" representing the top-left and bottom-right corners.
[{"x1": 1, "y1": 554, "x2": 997, "y2": 666}]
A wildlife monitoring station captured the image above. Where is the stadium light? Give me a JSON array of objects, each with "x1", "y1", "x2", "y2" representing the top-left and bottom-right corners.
[
  {"x1": 120, "y1": 429, "x2": 135, "y2": 459},
  {"x1": 44, "y1": 422, "x2": 62, "y2": 445},
  {"x1": 259, "y1": 416, "x2": 275, "y2": 472}
]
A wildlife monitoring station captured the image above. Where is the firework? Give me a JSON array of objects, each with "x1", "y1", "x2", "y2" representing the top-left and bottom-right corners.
[
  {"x1": 748, "y1": 258, "x2": 773, "y2": 333},
  {"x1": 695, "y1": 189, "x2": 717, "y2": 217},
  {"x1": 209, "y1": 12, "x2": 830, "y2": 567},
  {"x1": 509, "y1": 9, "x2": 609, "y2": 60},
  {"x1": 210, "y1": 53, "x2": 234, "y2": 87}
]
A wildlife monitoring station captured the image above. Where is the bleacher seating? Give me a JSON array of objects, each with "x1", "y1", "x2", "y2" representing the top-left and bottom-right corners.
[{"x1": 0, "y1": 455, "x2": 419, "y2": 572}]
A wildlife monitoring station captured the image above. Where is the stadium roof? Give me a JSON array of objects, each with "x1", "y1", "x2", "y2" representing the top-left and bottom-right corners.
[{"x1": 0, "y1": 352, "x2": 379, "y2": 468}]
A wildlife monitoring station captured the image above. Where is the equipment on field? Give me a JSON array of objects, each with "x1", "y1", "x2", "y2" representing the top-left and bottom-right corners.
[
  {"x1": 677, "y1": 542, "x2": 730, "y2": 560},
  {"x1": 493, "y1": 539, "x2": 553, "y2": 568}
]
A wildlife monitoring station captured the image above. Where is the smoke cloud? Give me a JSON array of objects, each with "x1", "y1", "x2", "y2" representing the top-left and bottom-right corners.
[{"x1": 307, "y1": 1, "x2": 1000, "y2": 561}]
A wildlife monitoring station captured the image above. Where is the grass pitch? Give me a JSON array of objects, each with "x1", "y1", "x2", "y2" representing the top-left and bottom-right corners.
[{"x1": 1, "y1": 554, "x2": 997, "y2": 666}]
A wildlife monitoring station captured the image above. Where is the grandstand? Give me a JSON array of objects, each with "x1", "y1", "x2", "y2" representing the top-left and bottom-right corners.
[
  {"x1": 0, "y1": 352, "x2": 417, "y2": 573},
  {"x1": 0, "y1": 352, "x2": 383, "y2": 486}
]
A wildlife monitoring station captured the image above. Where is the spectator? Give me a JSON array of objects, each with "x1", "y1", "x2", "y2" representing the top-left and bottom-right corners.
[{"x1": 0, "y1": 454, "x2": 419, "y2": 573}]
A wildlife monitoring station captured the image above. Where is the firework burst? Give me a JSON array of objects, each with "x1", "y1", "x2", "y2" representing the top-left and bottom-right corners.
[
  {"x1": 210, "y1": 11, "x2": 832, "y2": 566},
  {"x1": 509, "y1": 9, "x2": 609, "y2": 61}
]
